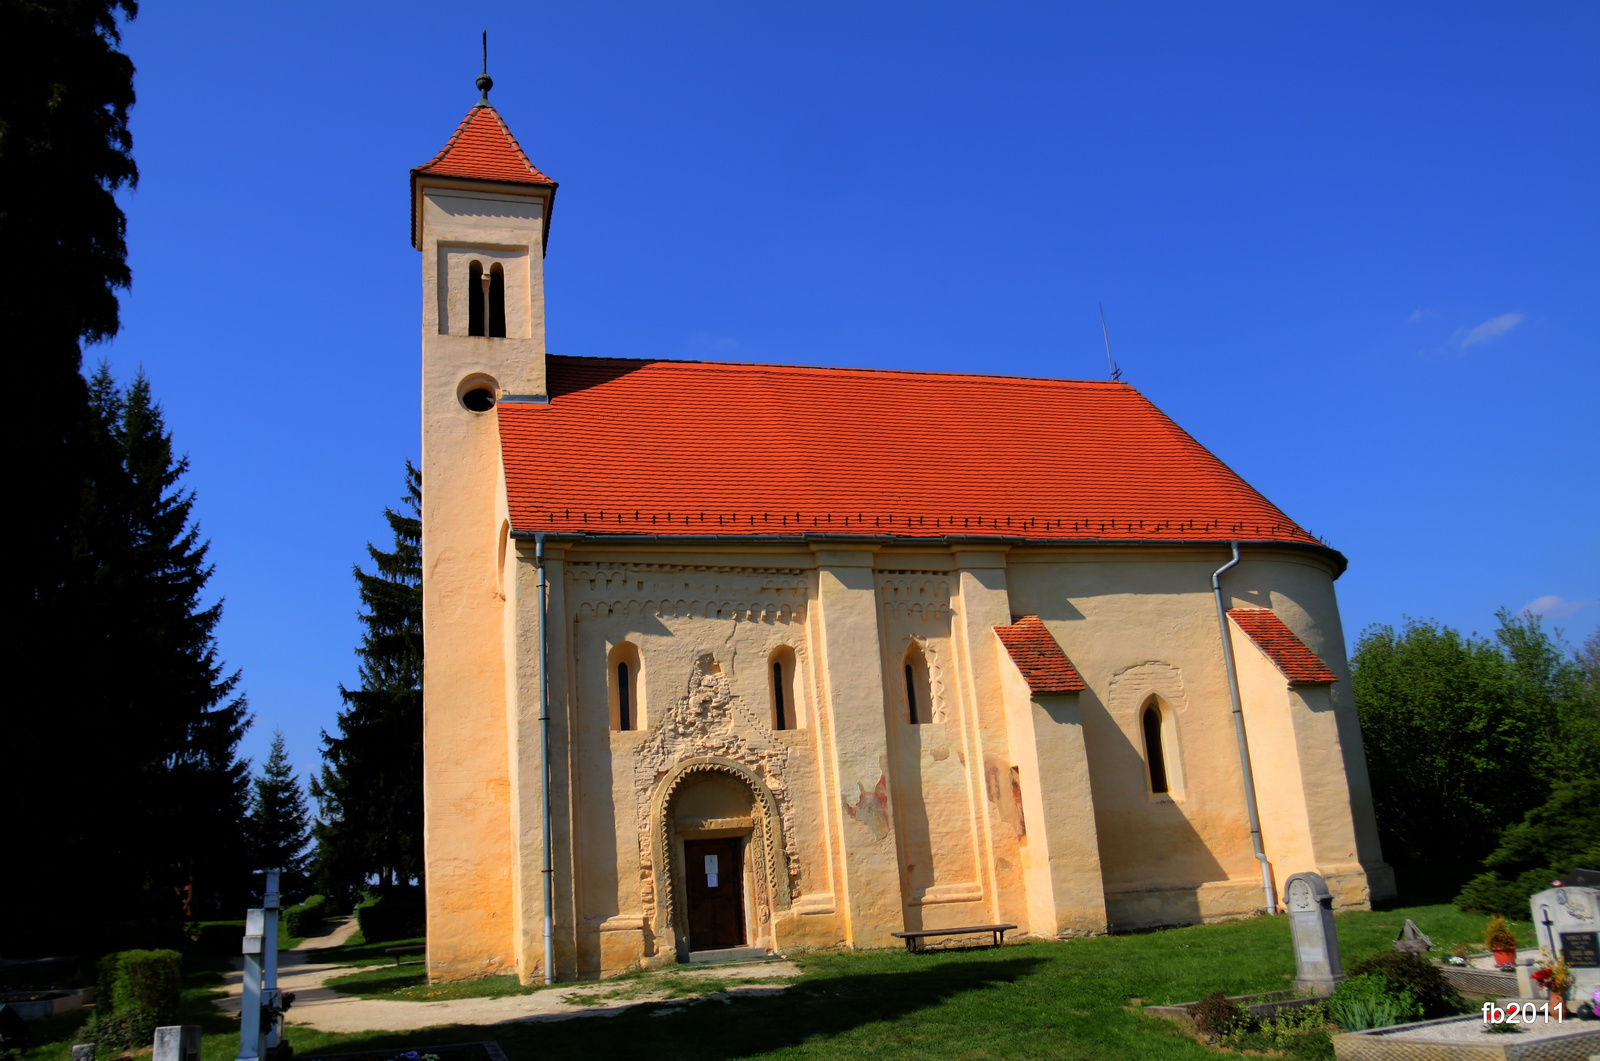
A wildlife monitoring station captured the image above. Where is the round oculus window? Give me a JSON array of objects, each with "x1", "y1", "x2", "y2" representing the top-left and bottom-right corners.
[{"x1": 462, "y1": 387, "x2": 496, "y2": 412}]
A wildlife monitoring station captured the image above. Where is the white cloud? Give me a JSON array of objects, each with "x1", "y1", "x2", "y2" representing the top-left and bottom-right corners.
[
  {"x1": 1455, "y1": 311, "x2": 1525, "y2": 348},
  {"x1": 1521, "y1": 595, "x2": 1599, "y2": 620},
  {"x1": 1407, "y1": 308, "x2": 1436, "y2": 324}
]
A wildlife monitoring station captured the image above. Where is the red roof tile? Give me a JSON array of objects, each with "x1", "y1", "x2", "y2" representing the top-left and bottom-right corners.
[
  {"x1": 410, "y1": 104, "x2": 557, "y2": 250},
  {"x1": 499, "y1": 356, "x2": 1332, "y2": 552},
  {"x1": 1227, "y1": 609, "x2": 1338, "y2": 684},
  {"x1": 994, "y1": 616, "x2": 1087, "y2": 694},
  {"x1": 414, "y1": 104, "x2": 556, "y2": 185}
]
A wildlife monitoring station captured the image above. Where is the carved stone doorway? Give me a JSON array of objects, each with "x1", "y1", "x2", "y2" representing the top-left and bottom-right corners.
[
  {"x1": 684, "y1": 836, "x2": 746, "y2": 950},
  {"x1": 649, "y1": 756, "x2": 793, "y2": 961}
]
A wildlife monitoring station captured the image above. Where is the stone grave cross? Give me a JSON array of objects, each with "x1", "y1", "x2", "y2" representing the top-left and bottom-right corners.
[
  {"x1": 236, "y1": 869, "x2": 282, "y2": 1061},
  {"x1": 1284, "y1": 871, "x2": 1343, "y2": 995}
]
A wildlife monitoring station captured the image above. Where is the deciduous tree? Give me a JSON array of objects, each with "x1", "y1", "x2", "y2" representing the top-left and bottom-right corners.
[{"x1": 1353, "y1": 610, "x2": 1600, "y2": 876}]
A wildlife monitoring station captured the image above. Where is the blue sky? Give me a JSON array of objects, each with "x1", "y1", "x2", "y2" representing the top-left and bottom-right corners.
[{"x1": 102, "y1": 2, "x2": 1598, "y2": 781}]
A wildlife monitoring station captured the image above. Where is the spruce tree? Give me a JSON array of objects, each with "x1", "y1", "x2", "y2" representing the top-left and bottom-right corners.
[
  {"x1": 0, "y1": 0, "x2": 140, "y2": 931},
  {"x1": 313, "y1": 464, "x2": 424, "y2": 900},
  {"x1": 78, "y1": 366, "x2": 253, "y2": 919},
  {"x1": 248, "y1": 731, "x2": 313, "y2": 897}
]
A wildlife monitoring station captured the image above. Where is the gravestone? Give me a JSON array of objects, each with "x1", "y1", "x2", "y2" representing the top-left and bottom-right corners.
[
  {"x1": 1529, "y1": 877, "x2": 1600, "y2": 1002},
  {"x1": 154, "y1": 1026, "x2": 201, "y2": 1061},
  {"x1": 1283, "y1": 871, "x2": 1343, "y2": 995},
  {"x1": 1393, "y1": 918, "x2": 1432, "y2": 954}
]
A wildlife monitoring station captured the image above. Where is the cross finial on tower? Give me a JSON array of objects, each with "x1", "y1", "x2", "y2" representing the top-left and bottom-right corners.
[{"x1": 476, "y1": 30, "x2": 493, "y2": 106}]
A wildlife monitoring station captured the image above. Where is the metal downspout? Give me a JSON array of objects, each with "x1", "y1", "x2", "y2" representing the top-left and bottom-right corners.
[
  {"x1": 1213, "y1": 542, "x2": 1277, "y2": 916},
  {"x1": 536, "y1": 534, "x2": 555, "y2": 983}
]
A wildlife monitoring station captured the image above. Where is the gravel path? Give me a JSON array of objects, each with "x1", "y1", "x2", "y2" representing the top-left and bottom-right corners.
[{"x1": 213, "y1": 921, "x2": 798, "y2": 1033}]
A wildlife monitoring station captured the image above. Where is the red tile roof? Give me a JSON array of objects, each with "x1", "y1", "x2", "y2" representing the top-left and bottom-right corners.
[
  {"x1": 414, "y1": 104, "x2": 556, "y2": 186},
  {"x1": 410, "y1": 104, "x2": 557, "y2": 250},
  {"x1": 499, "y1": 357, "x2": 1332, "y2": 554},
  {"x1": 1227, "y1": 609, "x2": 1338, "y2": 684},
  {"x1": 994, "y1": 616, "x2": 1087, "y2": 694}
]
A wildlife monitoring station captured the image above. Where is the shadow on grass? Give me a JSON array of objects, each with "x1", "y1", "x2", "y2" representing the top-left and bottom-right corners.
[
  {"x1": 322, "y1": 964, "x2": 428, "y2": 997},
  {"x1": 290, "y1": 955, "x2": 1048, "y2": 1061},
  {"x1": 313, "y1": 936, "x2": 426, "y2": 968},
  {"x1": 1371, "y1": 863, "x2": 1480, "y2": 910}
]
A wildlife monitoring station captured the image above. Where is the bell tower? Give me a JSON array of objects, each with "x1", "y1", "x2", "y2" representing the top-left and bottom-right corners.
[
  {"x1": 411, "y1": 62, "x2": 557, "y2": 404},
  {"x1": 412, "y1": 55, "x2": 557, "y2": 980}
]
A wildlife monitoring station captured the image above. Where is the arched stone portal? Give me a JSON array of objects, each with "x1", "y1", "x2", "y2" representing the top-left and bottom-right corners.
[{"x1": 650, "y1": 757, "x2": 790, "y2": 959}]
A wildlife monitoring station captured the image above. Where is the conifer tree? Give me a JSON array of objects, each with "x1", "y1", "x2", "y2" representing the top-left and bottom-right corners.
[
  {"x1": 248, "y1": 731, "x2": 313, "y2": 897},
  {"x1": 0, "y1": 0, "x2": 141, "y2": 932},
  {"x1": 313, "y1": 464, "x2": 424, "y2": 899},
  {"x1": 76, "y1": 365, "x2": 254, "y2": 917}
]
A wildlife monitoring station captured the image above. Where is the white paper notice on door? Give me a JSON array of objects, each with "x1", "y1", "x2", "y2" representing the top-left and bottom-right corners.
[{"x1": 705, "y1": 854, "x2": 719, "y2": 888}]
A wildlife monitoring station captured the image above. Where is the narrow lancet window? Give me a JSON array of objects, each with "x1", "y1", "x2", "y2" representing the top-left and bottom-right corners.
[
  {"x1": 609, "y1": 642, "x2": 643, "y2": 731},
  {"x1": 1143, "y1": 704, "x2": 1169, "y2": 794},
  {"x1": 904, "y1": 644, "x2": 933, "y2": 724},
  {"x1": 488, "y1": 263, "x2": 507, "y2": 337},
  {"x1": 770, "y1": 646, "x2": 799, "y2": 730},
  {"x1": 468, "y1": 260, "x2": 486, "y2": 336}
]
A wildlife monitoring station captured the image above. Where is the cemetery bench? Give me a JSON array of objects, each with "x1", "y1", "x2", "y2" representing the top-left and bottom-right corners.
[
  {"x1": 384, "y1": 945, "x2": 425, "y2": 967},
  {"x1": 891, "y1": 924, "x2": 1017, "y2": 953}
]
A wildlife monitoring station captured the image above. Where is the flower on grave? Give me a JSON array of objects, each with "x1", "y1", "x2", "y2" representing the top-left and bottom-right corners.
[{"x1": 1531, "y1": 955, "x2": 1574, "y2": 996}]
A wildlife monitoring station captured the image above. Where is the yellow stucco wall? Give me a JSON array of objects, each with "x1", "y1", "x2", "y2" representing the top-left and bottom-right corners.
[
  {"x1": 422, "y1": 537, "x2": 1394, "y2": 983},
  {"x1": 415, "y1": 175, "x2": 1391, "y2": 984},
  {"x1": 418, "y1": 177, "x2": 551, "y2": 981}
]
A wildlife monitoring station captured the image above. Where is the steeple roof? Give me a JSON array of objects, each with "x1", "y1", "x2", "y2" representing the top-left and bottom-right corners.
[
  {"x1": 410, "y1": 103, "x2": 558, "y2": 250},
  {"x1": 414, "y1": 104, "x2": 556, "y2": 186}
]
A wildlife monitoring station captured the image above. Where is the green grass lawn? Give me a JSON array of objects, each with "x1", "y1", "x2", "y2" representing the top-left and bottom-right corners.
[
  {"x1": 16, "y1": 903, "x2": 1531, "y2": 1061},
  {"x1": 309, "y1": 932, "x2": 426, "y2": 968},
  {"x1": 320, "y1": 966, "x2": 529, "y2": 1002}
]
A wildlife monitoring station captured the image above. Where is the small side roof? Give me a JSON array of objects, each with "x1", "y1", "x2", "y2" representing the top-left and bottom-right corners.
[
  {"x1": 994, "y1": 616, "x2": 1087, "y2": 694},
  {"x1": 1227, "y1": 608, "x2": 1338, "y2": 685}
]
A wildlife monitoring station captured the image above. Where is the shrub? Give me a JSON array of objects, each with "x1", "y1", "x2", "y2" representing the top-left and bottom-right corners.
[
  {"x1": 1346, "y1": 951, "x2": 1465, "y2": 1020},
  {"x1": 1188, "y1": 990, "x2": 1247, "y2": 1038},
  {"x1": 1454, "y1": 778, "x2": 1600, "y2": 912},
  {"x1": 95, "y1": 949, "x2": 181, "y2": 1022},
  {"x1": 1456, "y1": 867, "x2": 1562, "y2": 918},
  {"x1": 282, "y1": 894, "x2": 329, "y2": 938},
  {"x1": 357, "y1": 895, "x2": 425, "y2": 943},
  {"x1": 1330, "y1": 973, "x2": 1418, "y2": 1031},
  {"x1": 75, "y1": 1005, "x2": 158, "y2": 1055},
  {"x1": 1219, "y1": 1003, "x2": 1334, "y2": 1060}
]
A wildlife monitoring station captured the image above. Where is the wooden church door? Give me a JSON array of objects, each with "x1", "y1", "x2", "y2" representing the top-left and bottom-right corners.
[{"x1": 684, "y1": 837, "x2": 746, "y2": 950}]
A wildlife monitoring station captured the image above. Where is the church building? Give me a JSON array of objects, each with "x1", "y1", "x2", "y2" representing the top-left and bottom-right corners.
[{"x1": 411, "y1": 76, "x2": 1394, "y2": 984}]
